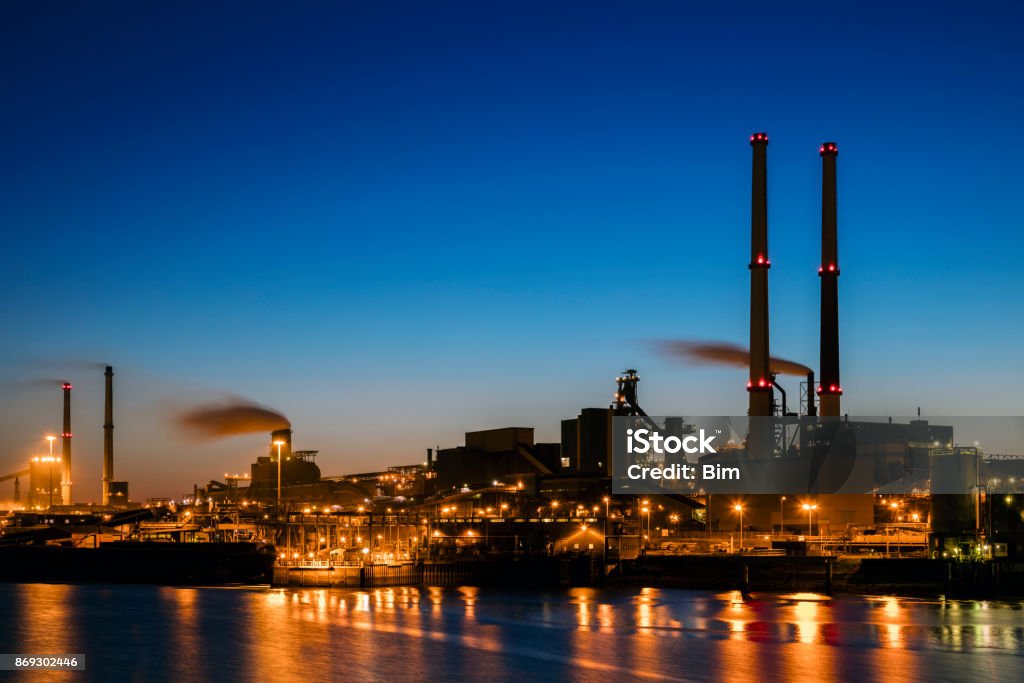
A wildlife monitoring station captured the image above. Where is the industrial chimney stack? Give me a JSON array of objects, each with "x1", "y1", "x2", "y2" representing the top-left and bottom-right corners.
[
  {"x1": 102, "y1": 366, "x2": 114, "y2": 505},
  {"x1": 747, "y1": 132, "x2": 773, "y2": 417},
  {"x1": 61, "y1": 382, "x2": 72, "y2": 505},
  {"x1": 817, "y1": 142, "x2": 842, "y2": 416}
]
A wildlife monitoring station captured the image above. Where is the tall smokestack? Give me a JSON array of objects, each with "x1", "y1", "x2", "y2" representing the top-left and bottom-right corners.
[
  {"x1": 818, "y1": 142, "x2": 842, "y2": 416},
  {"x1": 102, "y1": 366, "x2": 114, "y2": 505},
  {"x1": 747, "y1": 132, "x2": 773, "y2": 417},
  {"x1": 61, "y1": 382, "x2": 72, "y2": 505}
]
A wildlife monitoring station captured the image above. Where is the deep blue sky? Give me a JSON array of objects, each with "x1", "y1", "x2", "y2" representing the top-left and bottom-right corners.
[{"x1": 2, "y1": 1, "x2": 1022, "y2": 500}]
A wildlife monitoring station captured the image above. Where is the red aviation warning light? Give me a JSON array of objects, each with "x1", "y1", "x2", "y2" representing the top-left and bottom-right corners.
[
  {"x1": 819, "y1": 142, "x2": 838, "y2": 156},
  {"x1": 747, "y1": 378, "x2": 773, "y2": 391},
  {"x1": 749, "y1": 132, "x2": 769, "y2": 144},
  {"x1": 62, "y1": 383, "x2": 72, "y2": 390}
]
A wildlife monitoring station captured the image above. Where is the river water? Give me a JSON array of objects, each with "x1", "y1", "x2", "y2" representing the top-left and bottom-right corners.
[{"x1": 0, "y1": 584, "x2": 1021, "y2": 681}]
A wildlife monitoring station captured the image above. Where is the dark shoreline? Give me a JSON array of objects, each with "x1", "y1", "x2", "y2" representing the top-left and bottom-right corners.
[
  {"x1": 613, "y1": 555, "x2": 1024, "y2": 599},
  {"x1": 3, "y1": 546, "x2": 1022, "y2": 599}
]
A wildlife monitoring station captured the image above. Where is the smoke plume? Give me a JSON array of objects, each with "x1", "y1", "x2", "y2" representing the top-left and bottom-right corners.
[
  {"x1": 660, "y1": 340, "x2": 812, "y2": 376},
  {"x1": 177, "y1": 399, "x2": 290, "y2": 439}
]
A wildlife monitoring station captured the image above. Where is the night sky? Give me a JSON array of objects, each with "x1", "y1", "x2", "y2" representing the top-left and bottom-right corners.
[{"x1": 2, "y1": 1, "x2": 1022, "y2": 501}]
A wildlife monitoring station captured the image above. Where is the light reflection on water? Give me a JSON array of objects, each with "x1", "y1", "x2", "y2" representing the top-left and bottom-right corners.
[{"x1": 1, "y1": 584, "x2": 1022, "y2": 682}]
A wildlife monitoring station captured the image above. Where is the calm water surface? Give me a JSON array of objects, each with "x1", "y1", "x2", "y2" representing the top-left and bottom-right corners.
[{"x1": 0, "y1": 584, "x2": 1021, "y2": 682}]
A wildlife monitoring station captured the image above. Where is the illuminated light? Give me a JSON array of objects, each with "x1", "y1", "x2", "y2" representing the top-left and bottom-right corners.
[
  {"x1": 62, "y1": 383, "x2": 72, "y2": 389},
  {"x1": 829, "y1": 384, "x2": 836, "y2": 392},
  {"x1": 828, "y1": 264, "x2": 835, "y2": 272},
  {"x1": 758, "y1": 379, "x2": 766, "y2": 387}
]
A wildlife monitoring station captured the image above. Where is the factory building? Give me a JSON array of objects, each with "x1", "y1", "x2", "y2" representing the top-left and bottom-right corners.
[
  {"x1": 198, "y1": 429, "x2": 376, "y2": 507},
  {"x1": 849, "y1": 419, "x2": 953, "y2": 483},
  {"x1": 434, "y1": 428, "x2": 560, "y2": 492},
  {"x1": 560, "y1": 408, "x2": 613, "y2": 475},
  {"x1": 27, "y1": 456, "x2": 62, "y2": 509},
  {"x1": 987, "y1": 490, "x2": 1024, "y2": 561}
]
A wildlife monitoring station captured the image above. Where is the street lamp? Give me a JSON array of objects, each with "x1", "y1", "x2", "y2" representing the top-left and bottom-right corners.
[
  {"x1": 802, "y1": 502, "x2": 818, "y2": 537},
  {"x1": 641, "y1": 503, "x2": 651, "y2": 545},
  {"x1": 274, "y1": 440, "x2": 285, "y2": 511},
  {"x1": 602, "y1": 495, "x2": 611, "y2": 538},
  {"x1": 888, "y1": 501, "x2": 900, "y2": 557},
  {"x1": 46, "y1": 436, "x2": 56, "y2": 509},
  {"x1": 734, "y1": 504, "x2": 744, "y2": 551},
  {"x1": 779, "y1": 495, "x2": 786, "y2": 537}
]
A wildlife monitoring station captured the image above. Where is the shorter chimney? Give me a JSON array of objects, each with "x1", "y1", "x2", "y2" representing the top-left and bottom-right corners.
[
  {"x1": 61, "y1": 382, "x2": 72, "y2": 505},
  {"x1": 102, "y1": 367, "x2": 114, "y2": 505}
]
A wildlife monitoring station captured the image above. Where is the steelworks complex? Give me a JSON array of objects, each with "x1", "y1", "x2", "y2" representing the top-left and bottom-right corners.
[{"x1": 3, "y1": 134, "x2": 1024, "y2": 593}]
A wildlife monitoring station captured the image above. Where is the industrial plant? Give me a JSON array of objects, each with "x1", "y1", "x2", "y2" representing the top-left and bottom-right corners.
[{"x1": 2, "y1": 135, "x2": 1023, "y2": 595}]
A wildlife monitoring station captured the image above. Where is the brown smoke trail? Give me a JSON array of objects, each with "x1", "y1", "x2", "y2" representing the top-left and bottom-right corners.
[
  {"x1": 177, "y1": 399, "x2": 290, "y2": 439},
  {"x1": 660, "y1": 340, "x2": 812, "y2": 376}
]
